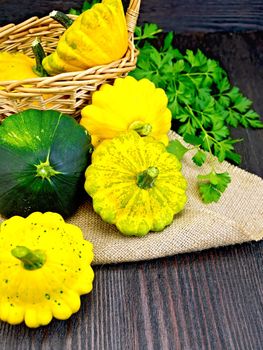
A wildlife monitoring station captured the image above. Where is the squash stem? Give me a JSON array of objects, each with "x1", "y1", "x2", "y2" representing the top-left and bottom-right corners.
[
  {"x1": 137, "y1": 166, "x2": 159, "y2": 189},
  {"x1": 50, "y1": 10, "x2": 74, "y2": 29},
  {"x1": 35, "y1": 159, "x2": 61, "y2": 179},
  {"x1": 129, "y1": 121, "x2": 152, "y2": 136},
  {"x1": 32, "y1": 38, "x2": 48, "y2": 77},
  {"x1": 11, "y1": 246, "x2": 46, "y2": 270}
]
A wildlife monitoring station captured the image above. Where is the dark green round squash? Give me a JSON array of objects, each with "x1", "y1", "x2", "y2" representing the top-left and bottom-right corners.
[{"x1": 0, "y1": 109, "x2": 92, "y2": 218}]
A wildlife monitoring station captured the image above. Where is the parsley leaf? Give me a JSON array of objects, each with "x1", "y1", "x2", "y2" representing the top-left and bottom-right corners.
[
  {"x1": 166, "y1": 140, "x2": 189, "y2": 161},
  {"x1": 192, "y1": 150, "x2": 207, "y2": 166},
  {"x1": 197, "y1": 172, "x2": 231, "y2": 203},
  {"x1": 183, "y1": 133, "x2": 202, "y2": 146},
  {"x1": 69, "y1": 0, "x2": 100, "y2": 14},
  {"x1": 134, "y1": 23, "x2": 163, "y2": 42}
]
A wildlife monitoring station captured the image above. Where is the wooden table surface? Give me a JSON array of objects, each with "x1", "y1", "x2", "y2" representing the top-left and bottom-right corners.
[{"x1": 0, "y1": 1, "x2": 262, "y2": 349}]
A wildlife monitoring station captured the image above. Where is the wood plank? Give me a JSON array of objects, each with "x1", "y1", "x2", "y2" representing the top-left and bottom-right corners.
[
  {"x1": 138, "y1": 0, "x2": 263, "y2": 33},
  {"x1": 1, "y1": 0, "x2": 263, "y2": 32}
]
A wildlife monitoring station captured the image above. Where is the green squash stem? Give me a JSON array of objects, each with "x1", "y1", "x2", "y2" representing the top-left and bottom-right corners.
[
  {"x1": 35, "y1": 159, "x2": 61, "y2": 180},
  {"x1": 137, "y1": 166, "x2": 159, "y2": 189},
  {"x1": 49, "y1": 10, "x2": 74, "y2": 29},
  {"x1": 11, "y1": 246, "x2": 46, "y2": 270},
  {"x1": 31, "y1": 37, "x2": 48, "y2": 77},
  {"x1": 129, "y1": 121, "x2": 152, "y2": 136}
]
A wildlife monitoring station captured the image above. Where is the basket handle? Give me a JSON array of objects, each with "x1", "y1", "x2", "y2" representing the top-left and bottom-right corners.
[{"x1": 126, "y1": 0, "x2": 141, "y2": 33}]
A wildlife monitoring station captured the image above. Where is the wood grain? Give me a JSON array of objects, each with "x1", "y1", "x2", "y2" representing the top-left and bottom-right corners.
[
  {"x1": 0, "y1": 0, "x2": 263, "y2": 33},
  {"x1": 0, "y1": 1, "x2": 262, "y2": 349},
  {"x1": 138, "y1": 0, "x2": 263, "y2": 33}
]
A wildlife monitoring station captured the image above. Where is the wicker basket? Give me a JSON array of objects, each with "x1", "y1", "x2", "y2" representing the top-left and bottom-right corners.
[{"x1": 0, "y1": 0, "x2": 141, "y2": 120}]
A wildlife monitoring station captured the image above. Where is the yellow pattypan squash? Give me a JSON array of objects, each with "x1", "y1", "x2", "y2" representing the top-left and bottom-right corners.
[
  {"x1": 42, "y1": 0, "x2": 128, "y2": 75},
  {"x1": 84, "y1": 131, "x2": 187, "y2": 236},
  {"x1": 0, "y1": 39, "x2": 47, "y2": 85},
  {"x1": 0, "y1": 40, "x2": 58, "y2": 110},
  {"x1": 0, "y1": 212, "x2": 94, "y2": 328},
  {"x1": 0, "y1": 52, "x2": 38, "y2": 85},
  {"x1": 80, "y1": 76, "x2": 172, "y2": 147}
]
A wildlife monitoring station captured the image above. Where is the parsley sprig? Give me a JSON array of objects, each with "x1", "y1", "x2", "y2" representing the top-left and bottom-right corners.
[
  {"x1": 134, "y1": 23, "x2": 163, "y2": 42},
  {"x1": 130, "y1": 24, "x2": 263, "y2": 203}
]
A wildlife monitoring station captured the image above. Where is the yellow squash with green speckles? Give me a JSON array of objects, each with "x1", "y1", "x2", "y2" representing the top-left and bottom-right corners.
[
  {"x1": 80, "y1": 76, "x2": 172, "y2": 147},
  {"x1": 84, "y1": 131, "x2": 187, "y2": 236},
  {"x1": 0, "y1": 212, "x2": 94, "y2": 328},
  {"x1": 42, "y1": 0, "x2": 128, "y2": 75}
]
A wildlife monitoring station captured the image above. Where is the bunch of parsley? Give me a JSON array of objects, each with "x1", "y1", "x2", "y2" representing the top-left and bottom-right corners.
[{"x1": 130, "y1": 24, "x2": 263, "y2": 203}]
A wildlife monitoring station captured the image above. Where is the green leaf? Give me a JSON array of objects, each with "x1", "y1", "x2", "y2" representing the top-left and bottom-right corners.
[
  {"x1": 212, "y1": 172, "x2": 231, "y2": 192},
  {"x1": 166, "y1": 140, "x2": 189, "y2": 160},
  {"x1": 163, "y1": 32, "x2": 174, "y2": 51},
  {"x1": 150, "y1": 49, "x2": 162, "y2": 68},
  {"x1": 192, "y1": 150, "x2": 207, "y2": 166},
  {"x1": 168, "y1": 95, "x2": 180, "y2": 115},
  {"x1": 134, "y1": 26, "x2": 142, "y2": 38},
  {"x1": 240, "y1": 110, "x2": 263, "y2": 128},
  {"x1": 217, "y1": 95, "x2": 231, "y2": 108},
  {"x1": 69, "y1": 0, "x2": 100, "y2": 15},
  {"x1": 217, "y1": 77, "x2": 231, "y2": 93},
  {"x1": 227, "y1": 86, "x2": 241, "y2": 102},
  {"x1": 197, "y1": 171, "x2": 231, "y2": 203},
  {"x1": 213, "y1": 138, "x2": 242, "y2": 163},
  {"x1": 83, "y1": 0, "x2": 100, "y2": 10},
  {"x1": 134, "y1": 23, "x2": 163, "y2": 41},
  {"x1": 178, "y1": 120, "x2": 197, "y2": 136},
  {"x1": 171, "y1": 48, "x2": 185, "y2": 60},
  {"x1": 225, "y1": 109, "x2": 241, "y2": 127},
  {"x1": 174, "y1": 60, "x2": 185, "y2": 73},
  {"x1": 198, "y1": 183, "x2": 222, "y2": 203},
  {"x1": 225, "y1": 150, "x2": 242, "y2": 164},
  {"x1": 232, "y1": 95, "x2": 252, "y2": 113},
  {"x1": 183, "y1": 133, "x2": 203, "y2": 146},
  {"x1": 68, "y1": 8, "x2": 79, "y2": 15},
  {"x1": 195, "y1": 49, "x2": 209, "y2": 66},
  {"x1": 211, "y1": 122, "x2": 230, "y2": 140},
  {"x1": 248, "y1": 119, "x2": 263, "y2": 128}
]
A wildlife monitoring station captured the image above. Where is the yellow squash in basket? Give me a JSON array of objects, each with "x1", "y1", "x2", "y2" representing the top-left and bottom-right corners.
[
  {"x1": 0, "y1": 38, "x2": 47, "y2": 85},
  {"x1": 42, "y1": 0, "x2": 129, "y2": 75},
  {"x1": 0, "y1": 52, "x2": 39, "y2": 84},
  {"x1": 0, "y1": 41, "x2": 59, "y2": 110}
]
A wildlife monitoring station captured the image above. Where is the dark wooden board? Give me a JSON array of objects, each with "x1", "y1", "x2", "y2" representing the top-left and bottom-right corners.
[
  {"x1": 0, "y1": 1, "x2": 263, "y2": 349},
  {"x1": 1, "y1": 0, "x2": 263, "y2": 32}
]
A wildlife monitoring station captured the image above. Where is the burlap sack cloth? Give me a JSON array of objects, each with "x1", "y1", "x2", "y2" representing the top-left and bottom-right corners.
[{"x1": 1, "y1": 132, "x2": 262, "y2": 265}]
